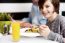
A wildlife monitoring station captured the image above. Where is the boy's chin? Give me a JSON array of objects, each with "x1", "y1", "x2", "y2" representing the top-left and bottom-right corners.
[{"x1": 44, "y1": 16, "x2": 49, "y2": 18}]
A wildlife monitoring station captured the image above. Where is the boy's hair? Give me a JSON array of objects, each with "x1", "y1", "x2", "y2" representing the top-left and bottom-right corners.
[{"x1": 38, "y1": 0, "x2": 59, "y2": 14}]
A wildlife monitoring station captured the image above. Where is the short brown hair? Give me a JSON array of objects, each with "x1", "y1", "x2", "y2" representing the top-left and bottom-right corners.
[{"x1": 38, "y1": 0, "x2": 59, "y2": 14}]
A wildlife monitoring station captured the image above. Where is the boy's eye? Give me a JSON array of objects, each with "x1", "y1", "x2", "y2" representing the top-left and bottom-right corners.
[{"x1": 46, "y1": 5, "x2": 49, "y2": 8}]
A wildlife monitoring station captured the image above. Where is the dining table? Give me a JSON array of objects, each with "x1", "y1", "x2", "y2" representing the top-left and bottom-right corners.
[{"x1": 0, "y1": 30, "x2": 59, "y2": 43}]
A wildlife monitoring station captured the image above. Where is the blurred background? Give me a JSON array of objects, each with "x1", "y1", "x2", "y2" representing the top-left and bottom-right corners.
[
  {"x1": 0, "y1": 0, "x2": 65, "y2": 34},
  {"x1": 0, "y1": 0, "x2": 32, "y2": 20},
  {"x1": 0, "y1": 0, "x2": 65, "y2": 20}
]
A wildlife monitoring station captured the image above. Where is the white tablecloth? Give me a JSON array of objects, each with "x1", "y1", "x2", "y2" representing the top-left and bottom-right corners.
[{"x1": 0, "y1": 35, "x2": 59, "y2": 43}]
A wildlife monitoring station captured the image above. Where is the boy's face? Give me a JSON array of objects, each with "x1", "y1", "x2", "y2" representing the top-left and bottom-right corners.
[{"x1": 40, "y1": 0, "x2": 55, "y2": 19}]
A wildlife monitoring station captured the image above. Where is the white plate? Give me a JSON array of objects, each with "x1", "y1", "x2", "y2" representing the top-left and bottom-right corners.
[
  {"x1": 21, "y1": 32, "x2": 40, "y2": 37},
  {"x1": 20, "y1": 28, "x2": 40, "y2": 37},
  {"x1": 10, "y1": 28, "x2": 31, "y2": 33},
  {"x1": 10, "y1": 28, "x2": 40, "y2": 37}
]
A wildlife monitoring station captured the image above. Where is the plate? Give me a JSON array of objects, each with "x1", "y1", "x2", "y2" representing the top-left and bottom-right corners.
[
  {"x1": 10, "y1": 28, "x2": 40, "y2": 37},
  {"x1": 20, "y1": 28, "x2": 40, "y2": 37},
  {"x1": 21, "y1": 32, "x2": 40, "y2": 37}
]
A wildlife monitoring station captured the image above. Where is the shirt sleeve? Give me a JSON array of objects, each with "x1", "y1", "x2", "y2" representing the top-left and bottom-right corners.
[
  {"x1": 47, "y1": 31, "x2": 64, "y2": 43},
  {"x1": 22, "y1": 18, "x2": 30, "y2": 22},
  {"x1": 60, "y1": 16, "x2": 65, "y2": 37},
  {"x1": 47, "y1": 16, "x2": 65, "y2": 43},
  {"x1": 21, "y1": 5, "x2": 34, "y2": 23}
]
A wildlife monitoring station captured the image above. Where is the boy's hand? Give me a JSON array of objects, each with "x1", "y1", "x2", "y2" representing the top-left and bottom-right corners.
[{"x1": 39, "y1": 25, "x2": 50, "y2": 38}]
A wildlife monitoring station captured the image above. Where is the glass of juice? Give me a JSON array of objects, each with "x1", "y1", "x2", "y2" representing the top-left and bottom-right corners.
[{"x1": 11, "y1": 21, "x2": 20, "y2": 42}]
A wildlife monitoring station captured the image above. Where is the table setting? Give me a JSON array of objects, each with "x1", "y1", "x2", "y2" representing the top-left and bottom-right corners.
[{"x1": 0, "y1": 21, "x2": 59, "y2": 43}]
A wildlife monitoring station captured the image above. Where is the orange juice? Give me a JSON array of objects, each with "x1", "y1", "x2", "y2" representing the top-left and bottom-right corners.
[{"x1": 11, "y1": 22, "x2": 20, "y2": 41}]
